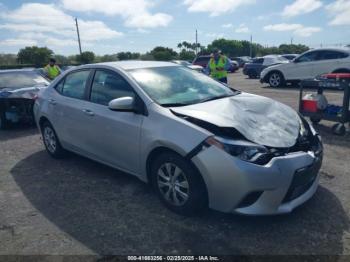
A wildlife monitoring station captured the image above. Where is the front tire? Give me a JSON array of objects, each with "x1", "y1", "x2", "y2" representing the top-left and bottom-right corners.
[
  {"x1": 268, "y1": 72, "x2": 284, "y2": 87},
  {"x1": 41, "y1": 121, "x2": 66, "y2": 158},
  {"x1": 151, "y1": 152, "x2": 208, "y2": 216}
]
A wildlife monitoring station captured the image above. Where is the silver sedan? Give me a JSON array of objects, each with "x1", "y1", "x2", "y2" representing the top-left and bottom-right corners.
[{"x1": 34, "y1": 61, "x2": 323, "y2": 216}]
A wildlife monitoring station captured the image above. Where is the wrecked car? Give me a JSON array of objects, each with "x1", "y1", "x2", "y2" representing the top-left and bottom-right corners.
[
  {"x1": 0, "y1": 69, "x2": 50, "y2": 129},
  {"x1": 34, "y1": 61, "x2": 323, "y2": 216}
]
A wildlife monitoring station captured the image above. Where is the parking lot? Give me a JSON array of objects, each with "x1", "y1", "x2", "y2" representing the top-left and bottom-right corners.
[{"x1": 0, "y1": 71, "x2": 349, "y2": 257}]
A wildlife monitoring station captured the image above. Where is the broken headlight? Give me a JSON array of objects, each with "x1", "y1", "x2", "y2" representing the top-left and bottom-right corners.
[{"x1": 206, "y1": 137, "x2": 270, "y2": 165}]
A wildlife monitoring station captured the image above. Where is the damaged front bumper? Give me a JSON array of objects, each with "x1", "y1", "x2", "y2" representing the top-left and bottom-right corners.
[{"x1": 191, "y1": 137, "x2": 323, "y2": 215}]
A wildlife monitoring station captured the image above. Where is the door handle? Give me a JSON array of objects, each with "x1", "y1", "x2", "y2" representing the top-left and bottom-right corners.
[
  {"x1": 82, "y1": 109, "x2": 95, "y2": 116},
  {"x1": 48, "y1": 99, "x2": 56, "y2": 105}
]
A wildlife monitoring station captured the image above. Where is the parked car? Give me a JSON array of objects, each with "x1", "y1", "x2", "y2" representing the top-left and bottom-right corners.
[
  {"x1": 261, "y1": 48, "x2": 350, "y2": 87},
  {"x1": 281, "y1": 54, "x2": 299, "y2": 61},
  {"x1": 231, "y1": 56, "x2": 252, "y2": 68},
  {"x1": 229, "y1": 59, "x2": 239, "y2": 73},
  {"x1": 0, "y1": 69, "x2": 50, "y2": 129},
  {"x1": 34, "y1": 61, "x2": 323, "y2": 216},
  {"x1": 192, "y1": 56, "x2": 238, "y2": 73},
  {"x1": 172, "y1": 60, "x2": 203, "y2": 72},
  {"x1": 192, "y1": 55, "x2": 211, "y2": 68},
  {"x1": 243, "y1": 55, "x2": 289, "y2": 79}
]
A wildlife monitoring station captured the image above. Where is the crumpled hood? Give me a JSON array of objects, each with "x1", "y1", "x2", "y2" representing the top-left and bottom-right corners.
[
  {"x1": 171, "y1": 93, "x2": 301, "y2": 148},
  {"x1": 0, "y1": 86, "x2": 46, "y2": 99}
]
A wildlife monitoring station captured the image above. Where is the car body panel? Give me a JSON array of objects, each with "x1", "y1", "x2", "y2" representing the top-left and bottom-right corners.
[
  {"x1": 171, "y1": 93, "x2": 300, "y2": 148},
  {"x1": 192, "y1": 146, "x2": 321, "y2": 214}
]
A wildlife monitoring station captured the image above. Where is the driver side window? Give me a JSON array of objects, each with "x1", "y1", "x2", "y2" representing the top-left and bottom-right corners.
[
  {"x1": 90, "y1": 70, "x2": 135, "y2": 106},
  {"x1": 296, "y1": 51, "x2": 319, "y2": 63}
]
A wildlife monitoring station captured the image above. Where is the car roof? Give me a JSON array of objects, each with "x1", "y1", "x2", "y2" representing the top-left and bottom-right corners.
[
  {"x1": 94, "y1": 60, "x2": 179, "y2": 70},
  {"x1": 308, "y1": 47, "x2": 350, "y2": 53}
]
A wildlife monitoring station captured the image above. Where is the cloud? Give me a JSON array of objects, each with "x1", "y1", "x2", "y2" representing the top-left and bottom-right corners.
[
  {"x1": 0, "y1": 3, "x2": 122, "y2": 50},
  {"x1": 61, "y1": 0, "x2": 172, "y2": 28},
  {"x1": 235, "y1": 24, "x2": 250, "y2": 33},
  {"x1": 0, "y1": 38, "x2": 38, "y2": 46},
  {"x1": 222, "y1": 23, "x2": 233, "y2": 28},
  {"x1": 183, "y1": 0, "x2": 255, "y2": 16},
  {"x1": 205, "y1": 32, "x2": 225, "y2": 38},
  {"x1": 282, "y1": 0, "x2": 323, "y2": 17},
  {"x1": 326, "y1": 0, "x2": 350, "y2": 26},
  {"x1": 263, "y1": 23, "x2": 321, "y2": 37}
]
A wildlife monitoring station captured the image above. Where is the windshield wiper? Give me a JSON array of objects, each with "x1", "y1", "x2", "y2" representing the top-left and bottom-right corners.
[{"x1": 160, "y1": 103, "x2": 190, "y2": 107}]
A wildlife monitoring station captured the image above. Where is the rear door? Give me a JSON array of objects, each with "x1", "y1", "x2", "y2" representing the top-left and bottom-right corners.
[
  {"x1": 83, "y1": 69, "x2": 144, "y2": 173},
  {"x1": 51, "y1": 69, "x2": 93, "y2": 153},
  {"x1": 312, "y1": 50, "x2": 349, "y2": 75}
]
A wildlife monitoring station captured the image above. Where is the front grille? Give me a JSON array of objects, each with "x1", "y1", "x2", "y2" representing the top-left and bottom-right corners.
[{"x1": 282, "y1": 158, "x2": 322, "y2": 203}]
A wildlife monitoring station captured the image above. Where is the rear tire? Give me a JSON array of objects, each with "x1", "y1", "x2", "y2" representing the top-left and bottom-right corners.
[
  {"x1": 0, "y1": 110, "x2": 10, "y2": 130},
  {"x1": 332, "y1": 123, "x2": 346, "y2": 136},
  {"x1": 41, "y1": 121, "x2": 66, "y2": 158},
  {"x1": 248, "y1": 70, "x2": 257, "y2": 79},
  {"x1": 268, "y1": 72, "x2": 284, "y2": 87},
  {"x1": 150, "y1": 152, "x2": 208, "y2": 216}
]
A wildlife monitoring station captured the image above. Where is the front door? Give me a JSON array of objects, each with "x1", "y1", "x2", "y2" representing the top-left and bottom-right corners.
[{"x1": 83, "y1": 69, "x2": 144, "y2": 174}]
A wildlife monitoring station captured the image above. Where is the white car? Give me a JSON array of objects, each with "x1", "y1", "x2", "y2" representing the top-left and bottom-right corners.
[{"x1": 260, "y1": 48, "x2": 350, "y2": 87}]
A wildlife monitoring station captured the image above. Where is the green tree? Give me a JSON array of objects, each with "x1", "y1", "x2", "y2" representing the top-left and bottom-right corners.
[
  {"x1": 150, "y1": 46, "x2": 177, "y2": 61},
  {"x1": 0, "y1": 54, "x2": 17, "y2": 65},
  {"x1": 17, "y1": 46, "x2": 53, "y2": 66},
  {"x1": 54, "y1": 54, "x2": 70, "y2": 65},
  {"x1": 76, "y1": 51, "x2": 95, "y2": 64},
  {"x1": 179, "y1": 50, "x2": 196, "y2": 61},
  {"x1": 117, "y1": 52, "x2": 140, "y2": 60}
]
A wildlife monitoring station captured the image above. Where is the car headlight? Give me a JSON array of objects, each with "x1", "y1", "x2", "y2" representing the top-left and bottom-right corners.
[{"x1": 205, "y1": 136, "x2": 270, "y2": 164}]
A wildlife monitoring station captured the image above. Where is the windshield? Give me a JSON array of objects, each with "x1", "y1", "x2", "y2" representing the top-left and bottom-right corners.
[
  {"x1": 128, "y1": 66, "x2": 237, "y2": 106},
  {"x1": 0, "y1": 71, "x2": 50, "y2": 89}
]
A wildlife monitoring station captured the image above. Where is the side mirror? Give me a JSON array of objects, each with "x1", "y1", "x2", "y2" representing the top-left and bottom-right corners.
[{"x1": 108, "y1": 97, "x2": 135, "y2": 112}]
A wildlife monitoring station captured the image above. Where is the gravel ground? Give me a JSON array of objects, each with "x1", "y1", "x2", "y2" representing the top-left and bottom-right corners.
[{"x1": 0, "y1": 71, "x2": 349, "y2": 258}]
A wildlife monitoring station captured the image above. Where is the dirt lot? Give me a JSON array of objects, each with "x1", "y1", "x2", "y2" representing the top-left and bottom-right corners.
[{"x1": 0, "y1": 71, "x2": 349, "y2": 257}]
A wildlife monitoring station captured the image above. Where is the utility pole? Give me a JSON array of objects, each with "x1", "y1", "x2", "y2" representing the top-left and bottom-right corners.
[
  {"x1": 249, "y1": 35, "x2": 253, "y2": 57},
  {"x1": 291, "y1": 37, "x2": 293, "y2": 45},
  {"x1": 75, "y1": 18, "x2": 82, "y2": 55},
  {"x1": 195, "y1": 29, "x2": 198, "y2": 55}
]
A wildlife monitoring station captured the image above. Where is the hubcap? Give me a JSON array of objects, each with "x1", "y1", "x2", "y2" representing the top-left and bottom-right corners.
[
  {"x1": 270, "y1": 73, "x2": 281, "y2": 87},
  {"x1": 157, "y1": 163, "x2": 189, "y2": 206},
  {"x1": 43, "y1": 126, "x2": 57, "y2": 153}
]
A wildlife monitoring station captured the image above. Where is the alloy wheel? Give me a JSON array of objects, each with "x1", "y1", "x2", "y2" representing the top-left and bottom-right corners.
[
  {"x1": 157, "y1": 163, "x2": 189, "y2": 206},
  {"x1": 269, "y1": 73, "x2": 281, "y2": 87},
  {"x1": 43, "y1": 126, "x2": 57, "y2": 153}
]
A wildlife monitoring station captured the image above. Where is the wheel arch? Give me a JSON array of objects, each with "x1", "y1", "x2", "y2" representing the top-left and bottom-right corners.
[
  {"x1": 145, "y1": 146, "x2": 209, "y2": 199},
  {"x1": 39, "y1": 116, "x2": 51, "y2": 130}
]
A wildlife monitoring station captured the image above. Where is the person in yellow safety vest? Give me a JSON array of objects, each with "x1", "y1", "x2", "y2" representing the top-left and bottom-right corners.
[
  {"x1": 44, "y1": 58, "x2": 61, "y2": 80},
  {"x1": 206, "y1": 49, "x2": 231, "y2": 84}
]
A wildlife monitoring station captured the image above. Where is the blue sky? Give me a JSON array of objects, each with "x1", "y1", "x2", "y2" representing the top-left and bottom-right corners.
[{"x1": 0, "y1": 0, "x2": 349, "y2": 55}]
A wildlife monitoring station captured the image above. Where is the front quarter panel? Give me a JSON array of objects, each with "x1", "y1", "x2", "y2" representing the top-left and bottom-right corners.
[{"x1": 139, "y1": 103, "x2": 211, "y2": 182}]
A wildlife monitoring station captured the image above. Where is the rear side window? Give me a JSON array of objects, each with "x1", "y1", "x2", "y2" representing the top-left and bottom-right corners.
[
  {"x1": 319, "y1": 51, "x2": 349, "y2": 60},
  {"x1": 60, "y1": 70, "x2": 90, "y2": 100},
  {"x1": 90, "y1": 70, "x2": 135, "y2": 106}
]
